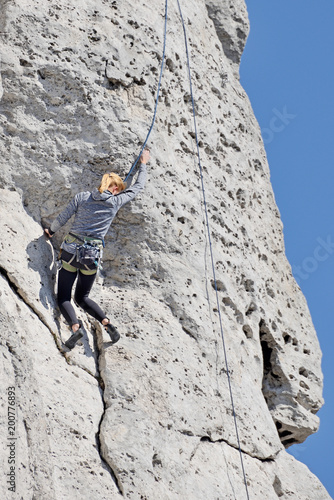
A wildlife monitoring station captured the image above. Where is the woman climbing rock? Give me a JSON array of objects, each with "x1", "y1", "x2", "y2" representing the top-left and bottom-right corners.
[{"x1": 44, "y1": 148, "x2": 150, "y2": 349}]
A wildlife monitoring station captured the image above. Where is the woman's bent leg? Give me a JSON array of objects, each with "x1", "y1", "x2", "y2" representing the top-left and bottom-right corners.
[
  {"x1": 57, "y1": 267, "x2": 79, "y2": 326},
  {"x1": 74, "y1": 270, "x2": 106, "y2": 322}
]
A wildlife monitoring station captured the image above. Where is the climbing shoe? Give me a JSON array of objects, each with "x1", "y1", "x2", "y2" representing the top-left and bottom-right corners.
[
  {"x1": 105, "y1": 323, "x2": 120, "y2": 344},
  {"x1": 65, "y1": 327, "x2": 84, "y2": 350}
]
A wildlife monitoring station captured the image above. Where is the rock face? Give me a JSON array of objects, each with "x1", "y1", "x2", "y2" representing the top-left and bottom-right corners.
[{"x1": 0, "y1": 0, "x2": 330, "y2": 499}]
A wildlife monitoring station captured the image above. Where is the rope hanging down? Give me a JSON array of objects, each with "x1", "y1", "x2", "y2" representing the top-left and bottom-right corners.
[
  {"x1": 175, "y1": 0, "x2": 250, "y2": 498},
  {"x1": 124, "y1": 0, "x2": 168, "y2": 182},
  {"x1": 124, "y1": 1, "x2": 249, "y2": 496}
]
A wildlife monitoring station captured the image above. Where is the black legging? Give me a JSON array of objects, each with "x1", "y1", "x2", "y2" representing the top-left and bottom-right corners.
[{"x1": 57, "y1": 267, "x2": 107, "y2": 326}]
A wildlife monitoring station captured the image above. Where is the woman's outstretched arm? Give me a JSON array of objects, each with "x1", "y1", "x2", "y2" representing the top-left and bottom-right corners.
[{"x1": 117, "y1": 149, "x2": 150, "y2": 206}]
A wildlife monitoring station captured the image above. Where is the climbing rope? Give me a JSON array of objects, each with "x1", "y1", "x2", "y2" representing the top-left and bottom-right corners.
[
  {"x1": 124, "y1": 0, "x2": 168, "y2": 182},
  {"x1": 123, "y1": 0, "x2": 249, "y2": 496},
  {"x1": 175, "y1": 1, "x2": 250, "y2": 498}
]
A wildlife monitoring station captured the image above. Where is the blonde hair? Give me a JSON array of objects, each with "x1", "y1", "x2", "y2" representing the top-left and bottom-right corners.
[{"x1": 98, "y1": 173, "x2": 126, "y2": 194}]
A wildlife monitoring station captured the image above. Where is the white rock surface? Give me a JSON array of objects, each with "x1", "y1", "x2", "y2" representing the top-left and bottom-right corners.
[{"x1": 0, "y1": 0, "x2": 330, "y2": 498}]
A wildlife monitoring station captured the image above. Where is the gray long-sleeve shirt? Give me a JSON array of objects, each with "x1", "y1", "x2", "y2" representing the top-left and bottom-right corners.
[{"x1": 50, "y1": 164, "x2": 147, "y2": 246}]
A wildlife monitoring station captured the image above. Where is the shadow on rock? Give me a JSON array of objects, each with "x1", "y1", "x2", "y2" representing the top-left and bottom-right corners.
[{"x1": 26, "y1": 234, "x2": 58, "y2": 312}]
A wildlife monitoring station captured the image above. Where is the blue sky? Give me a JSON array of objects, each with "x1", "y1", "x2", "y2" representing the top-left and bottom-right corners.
[{"x1": 240, "y1": 1, "x2": 334, "y2": 496}]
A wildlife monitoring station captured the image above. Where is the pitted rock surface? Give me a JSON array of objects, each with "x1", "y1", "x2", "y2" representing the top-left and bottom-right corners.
[{"x1": 0, "y1": 0, "x2": 330, "y2": 498}]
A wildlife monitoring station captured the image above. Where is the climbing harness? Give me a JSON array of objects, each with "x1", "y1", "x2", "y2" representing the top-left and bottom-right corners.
[
  {"x1": 65, "y1": 232, "x2": 104, "y2": 270},
  {"x1": 124, "y1": 0, "x2": 168, "y2": 182},
  {"x1": 176, "y1": 1, "x2": 250, "y2": 498},
  {"x1": 76, "y1": 242, "x2": 101, "y2": 268}
]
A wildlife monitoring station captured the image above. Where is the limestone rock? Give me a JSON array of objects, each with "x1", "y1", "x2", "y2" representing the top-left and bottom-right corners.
[
  {"x1": 0, "y1": 190, "x2": 120, "y2": 499},
  {"x1": 0, "y1": 0, "x2": 330, "y2": 499},
  {"x1": 205, "y1": 0, "x2": 250, "y2": 67}
]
